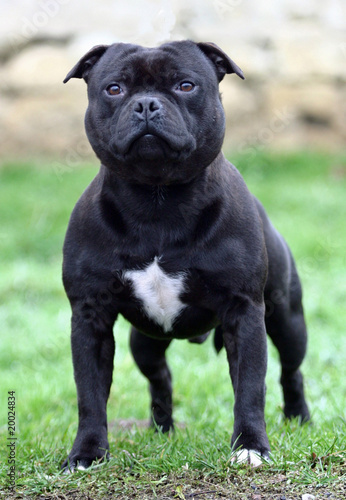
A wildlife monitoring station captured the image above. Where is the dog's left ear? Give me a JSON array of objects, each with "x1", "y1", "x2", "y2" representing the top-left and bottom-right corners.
[
  {"x1": 63, "y1": 44, "x2": 109, "y2": 83},
  {"x1": 197, "y1": 42, "x2": 244, "y2": 81}
]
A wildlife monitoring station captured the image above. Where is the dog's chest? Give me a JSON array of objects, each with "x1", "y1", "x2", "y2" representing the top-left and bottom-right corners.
[{"x1": 124, "y1": 257, "x2": 186, "y2": 333}]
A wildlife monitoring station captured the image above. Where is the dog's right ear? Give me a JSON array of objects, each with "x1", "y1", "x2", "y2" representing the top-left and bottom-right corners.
[{"x1": 63, "y1": 45, "x2": 109, "y2": 83}]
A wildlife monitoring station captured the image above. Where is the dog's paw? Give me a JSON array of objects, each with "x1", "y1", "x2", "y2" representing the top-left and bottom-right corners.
[
  {"x1": 231, "y1": 448, "x2": 270, "y2": 468},
  {"x1": 61, "y1": 431, "x2": 109, "y2": 473},
  {"x1": 61, "y1": 451, "x2": 109, "y2": 473},
  {"x1": 62, "y1": 458, "x2": 93, "y2": 474},
  {"x1": 284, "y1": 402, "x2": 311, "y2": 423}
]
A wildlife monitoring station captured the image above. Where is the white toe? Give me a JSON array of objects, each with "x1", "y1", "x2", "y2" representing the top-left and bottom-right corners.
[{"x1": 232, "y1": 448, "x2": 264, "y2": 467}]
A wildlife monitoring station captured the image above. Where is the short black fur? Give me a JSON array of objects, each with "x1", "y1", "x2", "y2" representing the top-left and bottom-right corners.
[{"x1": 61, "y1": 40, "x2": 310, "y2": 471}]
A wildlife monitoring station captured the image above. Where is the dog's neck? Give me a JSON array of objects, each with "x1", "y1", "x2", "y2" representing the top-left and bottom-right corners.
[
  {"x1": 97, "y1": 153, "x2": 225, "y2": 237},
  {"x1": 100, "y1": 152, "x2": 225, "y2": 201}
]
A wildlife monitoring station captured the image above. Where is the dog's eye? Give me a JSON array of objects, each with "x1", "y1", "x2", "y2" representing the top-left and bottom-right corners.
[
  {"x1": 178, "y1": 82, "x2": 195, "y2": 92},
  {"x1": 106, "y1": 84, "x2": 122, "y2": 96}
]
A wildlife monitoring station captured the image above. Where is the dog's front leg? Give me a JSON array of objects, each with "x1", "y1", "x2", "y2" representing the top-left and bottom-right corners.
[
  {"x1": 62, "y1": 306, "x2": 116, "y2": 472},
  {"x1": 222, "y1": 300, "x2": 270, "y2": 465}
]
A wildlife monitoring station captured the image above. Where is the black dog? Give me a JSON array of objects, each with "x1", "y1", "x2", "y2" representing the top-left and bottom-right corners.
[{"x1": 62, "y1": 40, "x2": 310, "y2": 470}]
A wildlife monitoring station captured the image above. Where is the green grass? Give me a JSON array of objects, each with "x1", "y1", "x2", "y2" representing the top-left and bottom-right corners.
[{"x1": 0, "y1": 151, "x2": 345, "y2": 499}]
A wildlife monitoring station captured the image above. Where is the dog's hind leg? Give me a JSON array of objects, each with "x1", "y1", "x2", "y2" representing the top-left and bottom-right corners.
[
  {"x1": 265, "y1": 260, "x2": 310, "y2": 422},
  {"x1": 130, "y1": 327, "x2": 173, "y2": 432}
]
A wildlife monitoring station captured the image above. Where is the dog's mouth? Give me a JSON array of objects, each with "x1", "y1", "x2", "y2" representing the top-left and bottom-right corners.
[{"x1": 125, "y1": 133, "x2": 180, "y2": 162}]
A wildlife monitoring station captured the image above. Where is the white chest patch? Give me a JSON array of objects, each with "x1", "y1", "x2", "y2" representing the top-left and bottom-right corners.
[{"x1": 124, "y1": 257, "x2": 186, "y2": 333}]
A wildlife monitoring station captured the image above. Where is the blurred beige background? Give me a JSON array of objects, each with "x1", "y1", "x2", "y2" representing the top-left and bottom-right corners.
[{"x1": 0, "y1": 0, "x2": 345, "y2": 162}]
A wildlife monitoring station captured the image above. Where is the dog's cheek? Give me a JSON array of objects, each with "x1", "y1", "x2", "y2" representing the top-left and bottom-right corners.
[
  {"x1": 193, "y1": 96, "x2": 225, "y2": 145},
  {"x1": 85, "y1": 104, "x2": 113, "y2": 150}
]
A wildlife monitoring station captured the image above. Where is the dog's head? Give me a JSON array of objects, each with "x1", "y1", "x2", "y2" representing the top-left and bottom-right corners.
[{"x1": 64, "y1": 41, "x2": 244, "y2": 185}]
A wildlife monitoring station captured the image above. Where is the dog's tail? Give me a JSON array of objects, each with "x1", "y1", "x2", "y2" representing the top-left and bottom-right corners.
[{"x1": 188, "y1": 327, "x2": 224, "y2": 353}]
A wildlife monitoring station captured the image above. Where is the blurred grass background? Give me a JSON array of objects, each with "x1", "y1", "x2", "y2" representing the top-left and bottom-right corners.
[{"x1": 0, "y1": 151, "x2": 345, "y2": 494}]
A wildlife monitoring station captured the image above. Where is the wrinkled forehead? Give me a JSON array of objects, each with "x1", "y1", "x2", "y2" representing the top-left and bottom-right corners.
[{"x1": 94, "y1": 42, "x2": 215, "y2": 85}]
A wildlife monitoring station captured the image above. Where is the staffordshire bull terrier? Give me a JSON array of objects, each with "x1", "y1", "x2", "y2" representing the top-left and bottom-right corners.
[{"x1": 62, "y1": 40, "x2": 310, "y2": 470}]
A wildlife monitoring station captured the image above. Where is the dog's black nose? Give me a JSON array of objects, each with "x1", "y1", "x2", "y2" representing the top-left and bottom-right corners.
[{"x1": 134, "y1": 97, "x2": 161, "y2": 119}]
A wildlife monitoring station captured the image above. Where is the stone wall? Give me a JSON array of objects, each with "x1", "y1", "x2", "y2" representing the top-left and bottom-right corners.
[{"x1": 0, "y1": 0, "x2": 345, "y2": 161}]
